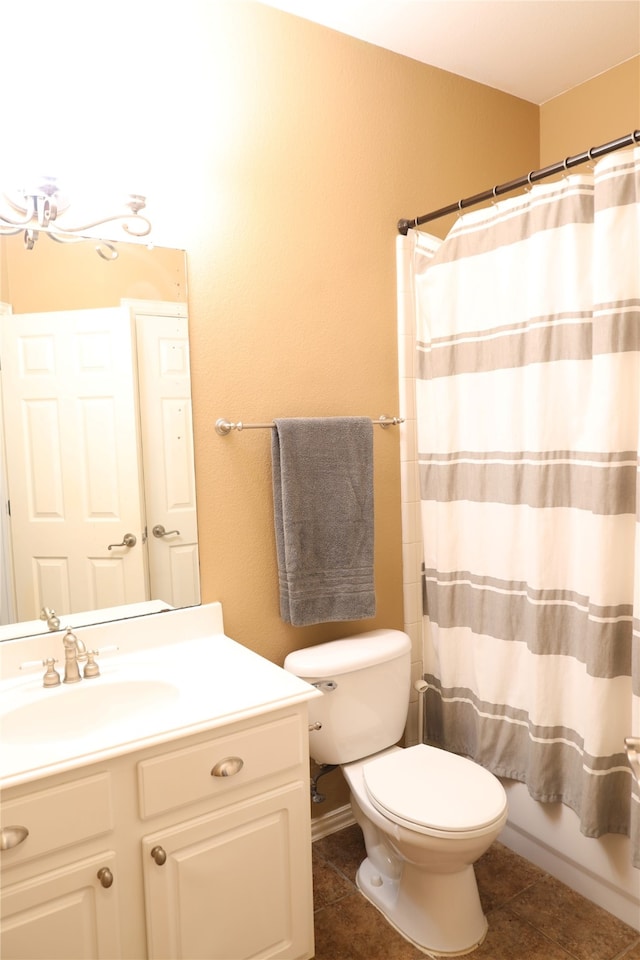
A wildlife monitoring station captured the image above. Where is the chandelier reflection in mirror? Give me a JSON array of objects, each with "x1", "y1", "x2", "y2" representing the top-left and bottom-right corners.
[{"x1": 0, "y1": 176, "x2": 152, "y2": 260}]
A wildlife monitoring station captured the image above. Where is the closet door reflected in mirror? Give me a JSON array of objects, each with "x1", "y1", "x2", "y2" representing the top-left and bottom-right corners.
[
  {"x1": 0, "y1": 236, "x2": 200, "y2": 639},
  {"x1": 135, "y1": 307, "x2": 199, "y2": 610}
]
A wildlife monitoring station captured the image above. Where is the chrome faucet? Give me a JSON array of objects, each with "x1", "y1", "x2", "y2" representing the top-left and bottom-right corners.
[
  {"x1": 40, "y1": 606, "x2": 61, "y2": 631},
  {"x1": 62, "y1": 628, "x2": 88, "y2": 684}
]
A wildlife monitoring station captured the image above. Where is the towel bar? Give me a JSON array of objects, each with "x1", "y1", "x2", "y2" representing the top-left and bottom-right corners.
[{"x1": 215, "y1": 415, "x2": 404, "y2": 436}]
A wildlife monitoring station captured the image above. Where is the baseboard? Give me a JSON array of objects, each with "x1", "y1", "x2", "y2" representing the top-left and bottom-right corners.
[{"x1": 311, "y1": 803, "x2": 356, "y2": 842}]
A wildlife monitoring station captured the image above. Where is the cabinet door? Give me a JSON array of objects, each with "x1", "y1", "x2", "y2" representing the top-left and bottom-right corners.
[
  {"x1": 0, "y1": 852, "x2": 121, "y2": 960},
  {"x1": 143, "y1": 783, "x2": 313, "y2": 960}
]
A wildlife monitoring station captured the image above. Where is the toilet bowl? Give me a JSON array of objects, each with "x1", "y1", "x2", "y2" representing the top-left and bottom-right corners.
[
  {"x1": 284, "y1": 629, "x2": 508, "y2": 956},
  {"x1": 343, "y1": 744, "x2": 508, "y2": 956}
]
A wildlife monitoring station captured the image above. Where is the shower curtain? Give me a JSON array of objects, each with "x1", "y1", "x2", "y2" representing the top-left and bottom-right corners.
[{"x1": 408, "y1": 145, "x2": 639, "y2": 866}]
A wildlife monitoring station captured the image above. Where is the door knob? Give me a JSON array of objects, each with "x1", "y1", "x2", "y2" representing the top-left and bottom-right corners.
[
  {"x1": 107, "y1": 533, "x2": 137, "y2": 550},
  {"x1": 152, "y1": 525, "x2": 180, "y2": 539}
]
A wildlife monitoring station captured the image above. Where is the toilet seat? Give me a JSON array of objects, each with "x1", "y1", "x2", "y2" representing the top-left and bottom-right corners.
[{"x1": 362, "y1": 744, "x2": 507, "y2": 835}]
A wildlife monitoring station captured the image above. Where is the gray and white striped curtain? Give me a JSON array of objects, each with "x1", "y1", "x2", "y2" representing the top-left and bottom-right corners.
[{"x1": 411, "y1": 145, "x2": 640, "y2": 865}]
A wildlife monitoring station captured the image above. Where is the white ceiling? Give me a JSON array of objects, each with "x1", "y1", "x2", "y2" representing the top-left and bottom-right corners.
[{"x1": 259, "y1": 0, "x2": 640, "y2": 104}]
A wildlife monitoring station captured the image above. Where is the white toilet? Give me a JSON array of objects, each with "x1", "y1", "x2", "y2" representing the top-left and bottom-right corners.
[{"x1": 284, "y1": 629, "x2": 508, "y2": 957}]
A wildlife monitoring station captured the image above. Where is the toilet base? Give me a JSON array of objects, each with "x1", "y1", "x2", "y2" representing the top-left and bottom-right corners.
[{"x1": 356, "y1": 855, "x2": 488, "y2": 957}]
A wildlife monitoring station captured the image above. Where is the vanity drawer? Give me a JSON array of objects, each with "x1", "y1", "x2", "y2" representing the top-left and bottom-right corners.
[
  {"x1": 1, "y1": 773, "x2": 114, "y2": 867},
  {"x1": 137, "y1": 713, "x2": 304, "y2": 819}
]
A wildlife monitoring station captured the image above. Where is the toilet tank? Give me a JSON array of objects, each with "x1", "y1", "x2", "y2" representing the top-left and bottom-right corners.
[{"x1": 284, "y1": 629, "x2": 411, "y2": 765}]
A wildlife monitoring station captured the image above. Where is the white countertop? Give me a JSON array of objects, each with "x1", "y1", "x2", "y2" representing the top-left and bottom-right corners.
[{"x1": 0, "y1": 603, "x2": 319, "y2": 789}]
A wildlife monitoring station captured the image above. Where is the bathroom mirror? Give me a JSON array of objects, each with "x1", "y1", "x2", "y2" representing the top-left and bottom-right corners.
[{"x1": 0, "y1": 234, "x2": 200, "y2": 641}]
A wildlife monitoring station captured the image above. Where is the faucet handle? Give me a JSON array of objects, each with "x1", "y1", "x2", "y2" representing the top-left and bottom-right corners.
[
  {"x1": 20, "y1": 659, "x2": 47, "y2": 672},
  {"x1": 83, "y1": 651, "x2": 100, "y2": 679},
  {"x1": 19, "y1": 658, "x2": 62, "y2": 687},
  {"x1": 43, "y1": 658, "x2": 61, "y2": 687}
]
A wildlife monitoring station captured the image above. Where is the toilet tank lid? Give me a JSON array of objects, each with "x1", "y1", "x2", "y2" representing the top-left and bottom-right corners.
[{"x1": 283, "y1": 629, "x2": 410, "y2": 678}]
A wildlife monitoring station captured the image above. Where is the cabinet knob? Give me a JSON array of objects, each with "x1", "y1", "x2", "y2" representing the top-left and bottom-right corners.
[
  {"x1": 211, "y1": 756, "x2": 244, "y2": 778},
  {"x1": 150, "y1": 845, "x2": 167, "y2": 865},
  {"x1": 0, "y1": 825, "x2": 29, "y2": 850},
  {"x1": 97, "y1": 867, "x2": 114, "y2": 888}
]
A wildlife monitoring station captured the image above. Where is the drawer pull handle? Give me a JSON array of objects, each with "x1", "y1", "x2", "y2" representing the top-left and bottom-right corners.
[
  {"x1": 211, "y1": 756, "x2": 244, "y2": 778},
  {"x1": 97, "y1": 867, "x2": 114, "y2": 888},
  {"x1": 151, "y1": 845, "x2": 167, "y2": 866},
  {"x1": 0, "y1": 825, "x2": 29, "y2": 850}
]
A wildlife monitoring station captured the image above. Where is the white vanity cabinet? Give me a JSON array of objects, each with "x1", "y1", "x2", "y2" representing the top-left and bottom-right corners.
[
  {"x1": 0, "y1": 851, "x2": 121, "y2": 960},
  {"x1": 0, "y1": 773, "x2": 122, "y2": 959},
  {"x1": 0, "y1": 704, "x2": 315, "y2": 960},
  {"x1": 142, "y1": 784, "x2": 309, "y2": 959},
  {"x1": 139, "y1": 708, "x2": 314, "y2": 960}
]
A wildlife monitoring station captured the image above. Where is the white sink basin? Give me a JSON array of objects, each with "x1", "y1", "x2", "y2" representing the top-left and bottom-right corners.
[
  {"x1": 3, "y1": 679, "x2": 180, "y2": 744},
  {"x1": 0, "y1": 603, "x2": 320, "y2": 788}
]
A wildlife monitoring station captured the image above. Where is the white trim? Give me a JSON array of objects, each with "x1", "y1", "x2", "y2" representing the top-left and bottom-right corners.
[{"x1": 311, "y1": 804, "x2": 356, "y2": 842}]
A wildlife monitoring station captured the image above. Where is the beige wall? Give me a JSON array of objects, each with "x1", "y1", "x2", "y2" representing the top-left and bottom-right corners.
[
  {"x1": 540, "y1": 56, "x2": 639, "y2": 162},
  {"x1": 183, "y1": 2, "x2": 538, "y2": 818},
  {"x1": 186, "y1": 2, "x2": 538, "y2": 667},
  {"x1": 0, "y1": 238, "x2": 185, "y2": 312}
]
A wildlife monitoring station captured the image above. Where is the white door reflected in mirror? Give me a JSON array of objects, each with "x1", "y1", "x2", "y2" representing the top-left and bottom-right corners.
[{"x1": 1, "y1": 305, "x2": 148, "y2": 619}]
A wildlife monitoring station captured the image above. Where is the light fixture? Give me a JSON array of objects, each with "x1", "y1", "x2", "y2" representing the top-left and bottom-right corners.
[{"x1": 0, "y1": 176, "x2": 152, "y2": 260}]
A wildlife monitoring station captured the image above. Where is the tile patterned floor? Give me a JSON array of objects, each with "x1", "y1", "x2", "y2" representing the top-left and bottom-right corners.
[{"x1": 312, "y1": 825, "x2": 640, "y2": 960}]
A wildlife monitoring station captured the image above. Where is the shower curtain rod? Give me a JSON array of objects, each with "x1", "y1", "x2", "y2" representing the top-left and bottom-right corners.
[{"x1": 397, "y1": 129, "x2": 640, "y2": 235}]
